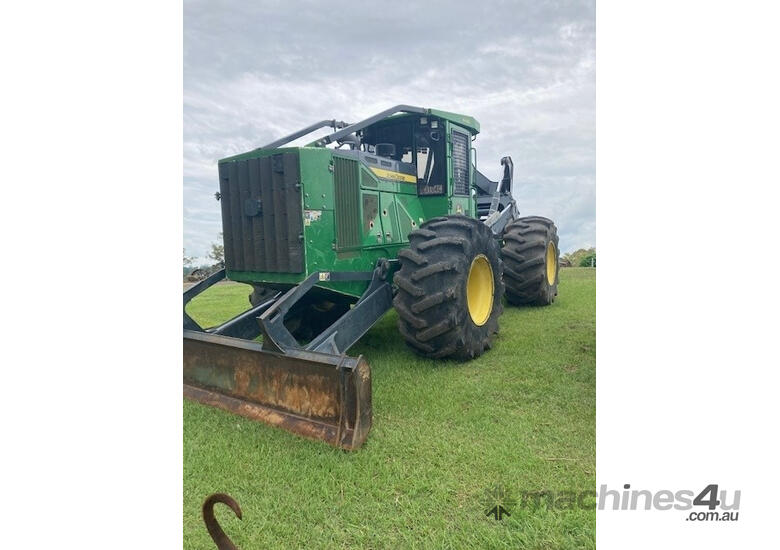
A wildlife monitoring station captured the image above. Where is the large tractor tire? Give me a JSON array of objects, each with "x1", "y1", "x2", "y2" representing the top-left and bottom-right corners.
[
  {"x1": 393, "y1": 215, "x2": 504, "y2": 360},
  {"x1": 501, "y1": 216, "x2": 560, "y2": 306}
]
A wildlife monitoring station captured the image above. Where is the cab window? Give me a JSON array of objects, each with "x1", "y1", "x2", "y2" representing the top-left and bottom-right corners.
[{"x1": 415, "y1": 129, "x2": 445, "y2": 196}]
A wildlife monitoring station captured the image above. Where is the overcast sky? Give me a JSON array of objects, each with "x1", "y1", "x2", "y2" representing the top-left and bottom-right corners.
[{"x1": 184, "y1": 0, "x2": 595, "y2": 262}]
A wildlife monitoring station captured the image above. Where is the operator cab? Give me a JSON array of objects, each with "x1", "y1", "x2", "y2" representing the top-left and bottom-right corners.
[
  {"x1": 360, "y1": 115, "x2": 448, "y2": 196},
  {"x1": 336, "y1": 115, "x2": 452, "y2": 197}
]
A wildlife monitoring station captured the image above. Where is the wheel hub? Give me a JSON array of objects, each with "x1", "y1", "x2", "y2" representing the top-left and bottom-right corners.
[
  {"x1": 467, "y1": 254, "x2": 494, "y2": 326},
  {"x1": 545, "y1": 242, "x2": 557, "y2": 285}
]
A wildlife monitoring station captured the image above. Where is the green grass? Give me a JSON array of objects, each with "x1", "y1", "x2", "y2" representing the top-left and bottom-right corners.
[{"x1": 184, "y1": 268, "x2": 595, "y2": 549}]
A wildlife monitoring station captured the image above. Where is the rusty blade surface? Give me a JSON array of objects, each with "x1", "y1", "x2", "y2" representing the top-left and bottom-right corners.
[{"x1": 183, "y1": 330, "x2": 372, "y2": 450}]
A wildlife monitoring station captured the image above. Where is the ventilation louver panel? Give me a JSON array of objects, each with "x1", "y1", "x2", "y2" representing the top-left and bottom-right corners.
[{"x1": 333, "y1": 156, "x2": 362, "y2": 249}]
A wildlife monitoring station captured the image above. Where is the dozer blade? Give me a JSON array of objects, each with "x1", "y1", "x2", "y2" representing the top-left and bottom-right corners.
[{"x1": 183, "y1": 330, "x2": 371, "y2": 450}]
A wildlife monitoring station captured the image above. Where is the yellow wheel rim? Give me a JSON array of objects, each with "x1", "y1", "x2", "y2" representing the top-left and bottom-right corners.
[
  {"x1": 545, "y1": 241, "x2": 557, "y2": 285},
  {"x1": 467, "y1": 254, "x2": 494, "y2": 326}
]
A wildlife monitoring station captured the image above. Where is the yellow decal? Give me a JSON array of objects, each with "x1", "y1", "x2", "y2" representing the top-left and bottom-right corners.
[{"x1": 369, "y1": 167, "x2": 416, "y2": 184}]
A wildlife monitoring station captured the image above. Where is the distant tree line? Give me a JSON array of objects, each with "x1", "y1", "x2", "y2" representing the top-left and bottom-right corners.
[
  {"x1": 562, "y1": 247, "x2": 596, "y2": 267},
  {"x1": 183, "y1": 234, "x2": 225, "y2": 278}
]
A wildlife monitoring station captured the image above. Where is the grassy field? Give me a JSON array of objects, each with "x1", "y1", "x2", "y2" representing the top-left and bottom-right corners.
[{"x1": 184, "y1": 268, "x2": 595, "y2": 549}]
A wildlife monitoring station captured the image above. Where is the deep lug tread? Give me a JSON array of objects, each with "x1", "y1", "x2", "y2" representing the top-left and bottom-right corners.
[
  {"x1": 410, "y1": 261, "x2": 457, "y2": 282},
  {"x1": 393, "y1": 300, "x2": 428, "y2": 329},
  {"x1": 500, "y1": 248, "x2": 527, "y2": 264},
  {"x1": 398, "y1": 249, "x2": 428, "y2": 266},
  {"x1": 519, "y1": 228, "x2": 550, "y2": 237},
  {"x1": 417, "y1": 236, "x2": 468, "y2": 252},
  {"x1": 416, "y1": 318, "x2": 454, "y2": 342},
  {"x1": 411, "y1": 288, "x2": 456, "y2": 314},
  {"x1": 427, "y1": 218, "x2": 476, "y2": 236},
  {"x1": 502, "y1": 266, "x2": 524, "y2": 280},
  {"x1": 502, "y1": 233, "x2": 527, "y2": 245},
  {"x1": 413, "y1": 228, "x2": 437, "y2": 239},
  {"x1": 393, "y1": 215, "x2": 504, "y2": 360},
  {"x1": 393, "y1": 273, "x2": 424, "y2": 297},
  {"x1": 508, "y1": 240, "x2": 547, "y2": 254},
  {"x1": 501, "y1": 216, "x2": 560, "y2": 306},
  {"x1": 520, "y1": 257, "x2": 546, "y2": 269},
  {"x1": 398, "y1": 323, "x2": 435, "y2": 353},
  {"x1": 513, "y1": 273, "x2": 545, "y2": 290}
]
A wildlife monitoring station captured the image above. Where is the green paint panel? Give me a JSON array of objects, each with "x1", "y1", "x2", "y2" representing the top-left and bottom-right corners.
[
  {"x1": 380, "y1": 192, "x2": 401, "y2": 244},
  {"x1": 396, "y1": 201, "x2": 414, "y2": 242},
  {"x1": 361, "y1": 191, "x2": 382, "y2": 247}
]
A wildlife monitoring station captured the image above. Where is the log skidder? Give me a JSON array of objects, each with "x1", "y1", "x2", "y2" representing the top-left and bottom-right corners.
[
  {"x1": 501, "y1": 216, "x2": 560, "y2": 306},
  {"x1": 393, "y1": 216, "x2": 504, "y2": 360},
  {"x1": 184, "y1": 105, "x2": 562, "y2": 449}
]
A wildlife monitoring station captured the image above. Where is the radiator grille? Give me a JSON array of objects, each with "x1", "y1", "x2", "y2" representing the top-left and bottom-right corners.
[
  {"x1": 218, "y1": 152, "x2": 304, "y2": 273},
  {"x1": 333, "y1": 156, "x2": 362, "y2": 249},
  {"x1": 452, "y1": 130, "x2": 470, "y2": 195}
]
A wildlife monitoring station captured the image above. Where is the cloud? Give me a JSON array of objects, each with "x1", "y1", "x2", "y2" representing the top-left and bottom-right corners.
[{"x1": 184, "y1": 0, "x2": 595, "y2": 256}]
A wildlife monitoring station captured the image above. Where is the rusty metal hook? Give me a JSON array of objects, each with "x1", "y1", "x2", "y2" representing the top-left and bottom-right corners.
[{"x1": 202, "y1": 493, "x2": 242, "y2": 550}]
